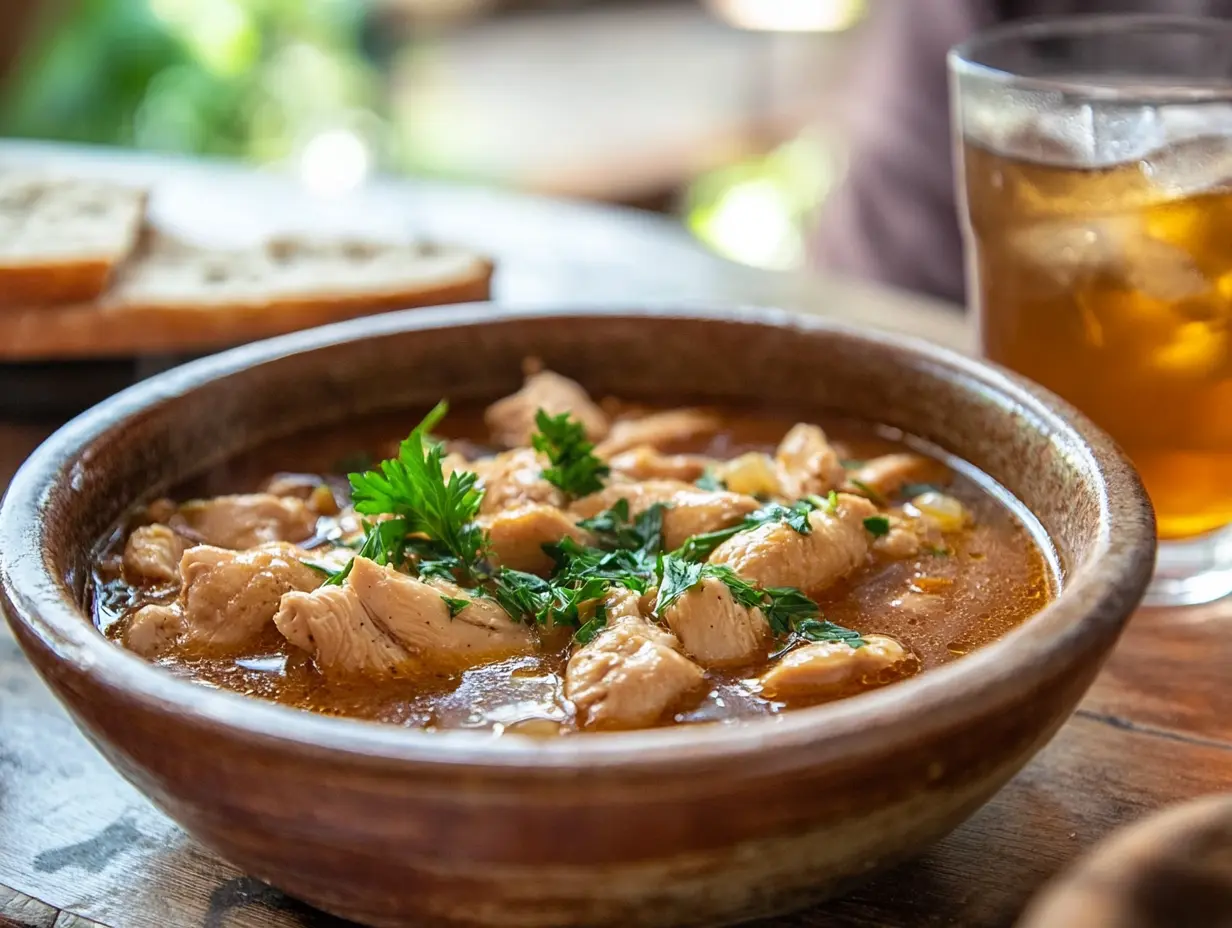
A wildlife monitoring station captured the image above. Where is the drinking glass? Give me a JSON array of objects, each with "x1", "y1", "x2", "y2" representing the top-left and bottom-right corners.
[{"x1": 950, "y1": 15, "x2": 1232, "y2": 605}]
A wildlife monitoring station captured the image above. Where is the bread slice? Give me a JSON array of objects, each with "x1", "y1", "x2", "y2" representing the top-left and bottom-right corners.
[
  {"x1": 0, "y1": 172, "x2": 146, "y2": 305},
  {"x1": 0, "y1": 229, "x2": 493, "y2": 359}
]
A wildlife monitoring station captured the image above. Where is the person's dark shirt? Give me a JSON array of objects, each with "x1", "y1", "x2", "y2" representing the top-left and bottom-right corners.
[{"x1": 811, "y1": 0, "x2": 1232, "y2": 305}]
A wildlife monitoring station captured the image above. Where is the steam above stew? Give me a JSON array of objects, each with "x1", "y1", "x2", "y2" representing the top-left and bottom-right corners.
[{"x1": 91, "y1": 363, "x2": 1055, "y2": 735}]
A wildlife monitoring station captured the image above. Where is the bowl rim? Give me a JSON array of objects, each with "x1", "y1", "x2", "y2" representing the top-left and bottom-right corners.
[{"x1": 0, "y1": 303, "x2": 1156, "y2": 772}]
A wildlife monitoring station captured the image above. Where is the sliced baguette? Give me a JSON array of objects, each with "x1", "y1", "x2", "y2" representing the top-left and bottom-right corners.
[
  {"x1": 0, "y1": 229, "x2": 493, "y2": 359},
  {"x1": 0, "y1": 172, "x2": 146, "y2": 305}
]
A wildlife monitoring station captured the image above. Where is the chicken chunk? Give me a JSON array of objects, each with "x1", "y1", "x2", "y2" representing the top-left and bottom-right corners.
[
  {"x1": 177, "y1": 493, "x2": 318, "y2": 549},
  {"x1": 606, "y1": 445, "x2": 711, "y2": 482},
  {"x1": 595, "y1": 409, "x2": 720, "y2": 457},
  {"x1": 485, "y1": 368, "x2": 610, "y2": 448},
  {"x1": 565, "y1": 589, "x2": 705, "y2": 730},
  {"x1": 177, "y1": 543, "x2": 322, "y2": 652},
  {"x1": 480, "y1": 503, "x2": 590, "y2": 574},
  {"x1": 662, "y1": 576, "x2": 771, "y2": 668},
  {"x1": 845, "y1": 453, "x2": 949, "y2": 500},
  {"x1": 122, "y1": 524, "x2": 187, "y2": 584},
  {"x1": 757, "y1": 635, "x2": 917, "y2": 702},
  {"x1": 775, "y1": 423, "x2": 847, "y2": 499},
  {"x1": 123, "y1": 604, "x2": 184, "y2": 657},
  {"x1": 275, "y1": 585, "x2": 412, "y2": 677},
  {"x1": 474, "y1": 448, "x2": 566, "y2": 515},
  {"x1": 710, "y1": 493, "x2": 876, "y2": 592},
  {"x1": 570, "y1": 479, "x2": 760, "y2": 550},
  {"x1": 873, "y1": 524, "x2": 921, "y2": 560},
  {"x1": 275, "y1": 557, "x2": 535, "y2": 678}
]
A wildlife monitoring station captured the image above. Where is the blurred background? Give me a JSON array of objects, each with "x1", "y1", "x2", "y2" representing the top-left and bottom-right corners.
[{"x1": 0, "y1": 0, "x2": 868, "y2": 271}]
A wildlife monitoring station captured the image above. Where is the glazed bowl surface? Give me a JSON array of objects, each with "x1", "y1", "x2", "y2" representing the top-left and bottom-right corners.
[{"x1": 0, "y1": 304, "x2": 1156, "y2": 928}]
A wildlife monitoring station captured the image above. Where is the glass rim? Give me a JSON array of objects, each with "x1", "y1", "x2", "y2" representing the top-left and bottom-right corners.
[{"x1": 949, "y1": 13, "x2": 1232, "y2": 104}]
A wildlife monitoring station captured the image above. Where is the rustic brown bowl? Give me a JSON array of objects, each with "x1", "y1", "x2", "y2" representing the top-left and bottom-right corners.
[{"x1": 0, "y1": 305, "x2": 1155, "y2": 928}]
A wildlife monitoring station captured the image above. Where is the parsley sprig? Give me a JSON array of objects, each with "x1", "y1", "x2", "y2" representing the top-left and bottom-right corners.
[
  {"x1": 349, "y1": 401, "x2": 486, "y2": 567},
  {"x1": 321, "y1": 402, "x2": 489, "y2": 587},
  {"x1": 531, "y1": 410, "x2": 609, "y2": 497}
]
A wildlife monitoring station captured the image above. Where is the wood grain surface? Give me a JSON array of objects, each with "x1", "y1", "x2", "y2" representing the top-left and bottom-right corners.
[{"x1": 0, "y1": 143, "x2": 1224, "y2": 928}]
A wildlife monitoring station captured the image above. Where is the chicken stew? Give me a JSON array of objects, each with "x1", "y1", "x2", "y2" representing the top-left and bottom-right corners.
[{"x1": 91, "y1": 365, "x2": 1056, "y2": 734}]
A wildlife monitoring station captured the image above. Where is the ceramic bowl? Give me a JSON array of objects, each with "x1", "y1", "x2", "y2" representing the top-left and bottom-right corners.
[{"x1": 0, "y1": 305, "x2": 1156, "y2": 928}]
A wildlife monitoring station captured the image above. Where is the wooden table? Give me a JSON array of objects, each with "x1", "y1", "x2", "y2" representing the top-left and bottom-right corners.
[{"x1": 1, "y1": 144, "x2": 1228, "y2": 928}]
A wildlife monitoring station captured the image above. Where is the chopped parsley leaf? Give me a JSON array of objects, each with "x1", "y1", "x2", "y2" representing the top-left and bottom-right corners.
[
  {"x1": 653, "y1": 555, "x2": 706, "y2": 613},
  {"x1": 573, "y1": 608, "x2": 607, "y2": 644},
  {"x1": 695, "y1": 469, "x2": 725, "y2": 491},
  {"x1": 760, "y1": 587, "x2": 822, "y2": 636},
  {"x1": 577, "y1": 499, "x2": 665, "y2": 558},
  {"x1": 489, "y1": 569, "x2": 552, "y2": 622},
  {"x1": 863, "y1": 515, "x2": 892, "y2": 537},
  {"x1": 795, "y1": 618, "x2": 867, "y2": 649},
  {"x1": 900, "y1": 482, "x2": 942, "y2": 500},
  {"x1": 440, "y1": 595, "x2": 470, "y2": 618},
  {"x1": 531, "y1": 409, "x2": 609, "y2": 497}
]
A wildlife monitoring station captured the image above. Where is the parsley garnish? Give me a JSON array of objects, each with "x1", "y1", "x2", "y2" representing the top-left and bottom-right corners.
[
  {"x1": 863, "y1": 515, "x2": 891, "y2": 537},
  {"x1": 900, "y1": 482, "x2": 942, "y2": 500},
  {"x1": 573, "y1": 612, "x2": 607, "y2": 644},
  {"x1": 316, "y1": 518, "x2": 414, "y2": 586},
  {"x1": 577, "y1": 499, "x2": 665, "y2": 560},
  {"x1": 440, "y1": 595, "x2": 470, "y2": 618},
  {"x1": 760, "y1": 586, "x2": 822, "y2": 636},
  {"x1": 695, "y1": 469, "x2": 725, "y2": 491},
  {"x1": 653, "y1": 555, "x2": 706, "y2": 613},
  {"x1": 347, "y1": 401, "x2": 487, "y2": 580},
  {"x1": 531, "y1": 409, "x2": 610, "y2": 497},
  {"x1": 546, "y1": 537, "x2": 653, "y2": 593},
  {"x1": 794, "y1": 618, "x2": 867, "y2": 648}
]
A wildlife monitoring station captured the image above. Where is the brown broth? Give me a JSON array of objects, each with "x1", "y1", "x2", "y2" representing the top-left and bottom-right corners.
[{"x1": 90, "y1": 406, "x2": 1057, "y2": 735}]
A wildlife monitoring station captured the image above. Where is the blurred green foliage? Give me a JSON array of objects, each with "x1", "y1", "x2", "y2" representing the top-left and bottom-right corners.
[{"x1": 0, "y1": 0, "x2": 389, "y2": 163}]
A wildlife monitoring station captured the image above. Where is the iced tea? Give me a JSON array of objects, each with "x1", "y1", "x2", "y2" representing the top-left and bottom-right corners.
[{"x1": 964, "y1": 139, "x2": 1232, "y2": 540}]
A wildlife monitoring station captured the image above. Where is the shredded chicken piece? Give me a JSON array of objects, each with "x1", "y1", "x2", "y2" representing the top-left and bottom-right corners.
[
  {"x1": 775, "y1": 423, "x2": 847, "y2": 499},
  {"x1": 474, "y1": 448, "x2": 565, "y2": 515},
  {"x1": 595, "y1": 409, "x2": 720, "y2": 458},
  {"x1": 125, "y1": 542, "x2": 321, "y2": 657},
  {"x1": 565, "y1": 588, "x2": 705, "y2": 730},
  {"x1": 757, "y1": 635, "x2": 917, "y2": 701},
  {"x1": 122, "y1": 524, "x2": 187, "y2": 585},
  {"x1": 844, "y1": 453, "x2": 949, "y2": 500},
  {"x1": 480, "y1": 503, "x2": 590, "y2": 574},
  {"x1": 662, "y1": 576, "x2": 770, "y2": 668},
  {"x1": 176, "y1": 493, "x2": 318, "y2": 549},
  {"x1": 710, "y1": 493, "x2": 876, "y2": 592},
  {"x1": 485, "y1": 368, "x2": 610, "y2": 448},
  {"x1": 606, "y1": 445, "x2": 712, "y2": 482},
  {"x1": 275, "y1": 557, "x2": 535, "y2": 678}
]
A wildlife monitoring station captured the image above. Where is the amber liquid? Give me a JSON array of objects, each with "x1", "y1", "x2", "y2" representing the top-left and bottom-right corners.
[{"x1": 964, "y1": 140, "x2": 1232, "y2": 540}]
